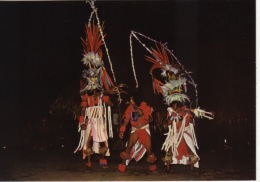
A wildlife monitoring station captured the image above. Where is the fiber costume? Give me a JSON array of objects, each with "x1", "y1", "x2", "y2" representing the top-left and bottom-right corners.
[
  {"x1": 129, "y1": 31, "x2": 214, "y2": 172},
  {"x1": 118, "y1": 98, "x2": 157, "y2": 173},
  {"x1": 162, "y1": 103, "x2": 200, "y2": 170},
  {"x1": 74, "y1": 0, "x2": 125, "y2": 169},
  {"x1": 73, "y1": 21, "x2": 114, "y2": 169}
]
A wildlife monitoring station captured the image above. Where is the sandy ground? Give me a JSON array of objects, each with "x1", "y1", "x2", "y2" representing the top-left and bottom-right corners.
[{"x1": 0, "y1": 141, "x2": 255, "y2": 181}]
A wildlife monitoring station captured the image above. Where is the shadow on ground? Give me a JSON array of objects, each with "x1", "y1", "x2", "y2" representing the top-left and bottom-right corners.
[{"x1": 0, "y1": 139, "x2": 255, "y2": 181}]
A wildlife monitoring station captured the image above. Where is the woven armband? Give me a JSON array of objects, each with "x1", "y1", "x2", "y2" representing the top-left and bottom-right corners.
[{"x1": 120, "y1": 126, "x2": 126, "y2": 133}]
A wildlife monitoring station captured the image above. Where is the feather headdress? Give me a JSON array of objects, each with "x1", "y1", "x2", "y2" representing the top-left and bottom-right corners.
[
  {"x1": 81, "y1": 22, "x2": 104, "y2": 67},
  {"x1": 130, "y1": 31, "x2": 214, "y2": 120},
  {"x1": 79, "y1": 0, "x2": 127, "y2": 104},
  {"x1": 130, "y1": 31, "x2": 195, "y2": 106},
  {"x1": 146, "y1": 43, "x2": 189, "y2": 104},
  {"x1": 80, "y1": 21, "x2": 115, "y2": 94}
]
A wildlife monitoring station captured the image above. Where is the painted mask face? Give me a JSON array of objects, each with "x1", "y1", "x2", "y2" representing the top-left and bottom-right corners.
[{"x1": 88, "y1": 77, "x2": 99, "y2": 90}]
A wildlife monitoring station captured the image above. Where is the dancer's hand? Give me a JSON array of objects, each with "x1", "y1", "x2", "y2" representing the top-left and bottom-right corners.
[{"x1": 81, "y1": 123, "x2": 86, "y2": 130}]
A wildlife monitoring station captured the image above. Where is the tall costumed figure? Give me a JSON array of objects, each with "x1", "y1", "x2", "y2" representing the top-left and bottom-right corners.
[
  {"x1": 74, "y1": 0, "x2": 125, "y2": 170},
  {"x1": 129, "y1": 31, "x2": 214, "y2": 173}
]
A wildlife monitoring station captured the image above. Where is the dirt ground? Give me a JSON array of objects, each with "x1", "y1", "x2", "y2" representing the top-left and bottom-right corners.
[{"x1": 0, "y1": 141, "x2": 255, "y2": 181}]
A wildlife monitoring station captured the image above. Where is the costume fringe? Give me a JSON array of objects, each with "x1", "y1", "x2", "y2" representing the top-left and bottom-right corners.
[
  {"x1": 161, "y1": 114, "x2": 188, "y2": 157},
  {"x1": 108, "y1": 106, "x2": 113, "y2": 138}
]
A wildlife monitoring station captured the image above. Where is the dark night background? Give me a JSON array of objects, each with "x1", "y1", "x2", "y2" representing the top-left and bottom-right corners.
[{"x1": 0, "y1": 0, "x2": 256, "y2": 167}]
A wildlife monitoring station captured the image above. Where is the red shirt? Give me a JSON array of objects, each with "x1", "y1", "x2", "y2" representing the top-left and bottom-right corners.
[{"x1": 123, "y1": 102, "x2": 152, "y2": 127}]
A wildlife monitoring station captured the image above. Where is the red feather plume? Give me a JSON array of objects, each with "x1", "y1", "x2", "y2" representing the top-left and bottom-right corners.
[
  {"x1": 152, "y1": 78, "x2": 164, "y2": 95},
  {"x1": 81, "y1": 21, "x2": 106, "y2": 59},
  {"x1": 145, "y1": 43, "x2": 173, "y2": 74}
]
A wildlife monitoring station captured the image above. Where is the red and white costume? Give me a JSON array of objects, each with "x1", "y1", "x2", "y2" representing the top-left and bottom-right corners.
[
  {"x1": 162, "y1": 106, "x2": 199, "y2": 168},
  {"x1": 129, "y1": 31, "x2": 214, "y2": 171},
  {"x1": 74, "y1": 93, "x2": 112, "y2": 158},
  {"x1": 122, "y1": 102, "x2": 152, "y2": 165}
]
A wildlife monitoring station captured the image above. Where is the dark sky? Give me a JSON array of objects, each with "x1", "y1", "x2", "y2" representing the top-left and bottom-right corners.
[{"x1": 0, "y1": 0, "x2": 255, "y2": 144}]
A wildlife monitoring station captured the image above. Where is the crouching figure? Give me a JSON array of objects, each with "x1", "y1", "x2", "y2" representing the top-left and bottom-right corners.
[{"x1": 118, "y1": 96, "x2": 157, "y2": 173}]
